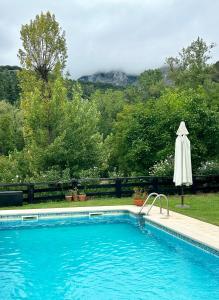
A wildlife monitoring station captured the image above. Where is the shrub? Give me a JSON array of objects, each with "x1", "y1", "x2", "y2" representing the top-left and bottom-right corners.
[
  {"x1": 78, "y1": 167, "x2": 100, "y2": 179},
  {"x1": 197, "y1": 160, "x2": 219, "y2": 175},
  {"x1": 107, "y1": 168, "x2": 125, "y2": 178},
  {"x1": 149, "y1": 155, "x2": 174, "y2": 176},
  {"x1": 0, "y1": 155, "x2": 21, "y2": 183},
  {"x1": 25, "y1": 167, "x2": 71, "y2": 182}
]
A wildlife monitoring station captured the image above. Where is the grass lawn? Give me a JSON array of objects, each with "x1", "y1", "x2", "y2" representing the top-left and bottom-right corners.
[{"x1": 0, "y1": 193, "x2": 218, "y2": 226}]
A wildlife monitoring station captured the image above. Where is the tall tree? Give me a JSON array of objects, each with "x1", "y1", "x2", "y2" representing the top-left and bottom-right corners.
[
  {"x1": 20, "y1": 69, "x2": 103, "y2": 177},
  {"x1": 18, "y1": 11, "x2": 67, "y2": 81},
  {"x1": 166, "y1": 37, "x2": 215, "y2": 87}
]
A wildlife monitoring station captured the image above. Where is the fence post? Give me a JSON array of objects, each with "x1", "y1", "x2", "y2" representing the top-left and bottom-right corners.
[
  {"x1": 115, "y1": 178, "x2": 122, "y2": 198},
  {"x1": 27, "y1": 183, "x2": 34, "y2": 203},
  {"x1": 192, "y1": 176, "x2": 197, "y2": 194},
  {"x1": 152, "y1": 177, "x2": 159, "y2": 193}
]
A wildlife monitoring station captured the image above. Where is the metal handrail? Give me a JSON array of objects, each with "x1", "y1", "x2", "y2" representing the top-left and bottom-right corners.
[
  {"x1": 138, "y1": 192, "x2": 159, "y2": 214},
  {"x1": 146, "y1": 194, "x2": 169, "y2": 217},
  {"x1": 159, "y1": 194, "x2": 169, "y2": 217}
]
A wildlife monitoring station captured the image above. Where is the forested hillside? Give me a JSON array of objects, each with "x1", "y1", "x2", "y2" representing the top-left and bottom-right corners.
[
  {"x1": 0, "y1": 12, "x2": 218, "y2": 183},
  {"x1": 0, "y1": 65, "x2": 21, "y2": 104}
]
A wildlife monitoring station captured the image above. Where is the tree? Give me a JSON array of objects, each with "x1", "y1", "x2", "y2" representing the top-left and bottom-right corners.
[
  {"x1": 124, "y1": 68, "x2": 166, "y2": 103},
  {"x1": 59, "y1": 83, "x2": 104, "y2": 176},
  {"x1": 20, "y1": 74, "x2": 103, "y2": 177},
  {"x1": 138, "y1": 68, "x2": 165, "y2": 99},
  {"x1": 0, "y1": 101, "x2": 24, "y2": 155},
  {"x1": 19, "y1": 70, "x2": 68, "y2": 175},
  {"x1": 0, "y1": 155, "x2": 21, "y2": 183},
  {"x1": 166, "y1": 37, "x2": 215, "y2": 87},
  {"x1": 91, "y1": 89, "x2": 126, "y2": 138},
  {"x1": 18, "y1": 11, "x2": 67, "y2": 81},
  {"x1": 108, "y1": 87, "x2": 219, "y2": 175},
  {"x1": 211, "y1": 61, "x2": 219, "y2": 83},
  {"x1": 0, "y1": 66, "x2": 21, "y2": 103}
]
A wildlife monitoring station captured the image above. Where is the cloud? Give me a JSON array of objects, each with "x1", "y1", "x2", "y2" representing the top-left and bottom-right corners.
[{"x1": 0, "y1": 0, "x2": 218, "y2": 78}]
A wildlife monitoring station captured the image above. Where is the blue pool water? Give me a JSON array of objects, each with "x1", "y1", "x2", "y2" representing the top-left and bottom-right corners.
[{"x1": 0, "y1": 213, "x2": 219, "y2": 300}]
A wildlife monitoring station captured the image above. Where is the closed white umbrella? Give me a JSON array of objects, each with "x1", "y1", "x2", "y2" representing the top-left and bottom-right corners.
[{"x1": 173, "y1": 121, "x2": 192, "y2": 207}]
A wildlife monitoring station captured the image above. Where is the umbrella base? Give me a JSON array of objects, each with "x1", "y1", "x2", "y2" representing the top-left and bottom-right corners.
[{"x1": 175, "y1": 204, "x2": 190, "y2": 209}]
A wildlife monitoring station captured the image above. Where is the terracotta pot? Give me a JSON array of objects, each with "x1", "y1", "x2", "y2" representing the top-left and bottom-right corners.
[
  {"x1": 65, "y1": 195, "x2": 72, "y2": 201},
  {"x1": 72, "y1": 195, "x2": 79, "y2": 201},
  {"x1": 78, "y1": 194, "x2": 86, "y2": 201},
  {"x1": 133, "y1": 198, "x2": 144, "y2": 206}
]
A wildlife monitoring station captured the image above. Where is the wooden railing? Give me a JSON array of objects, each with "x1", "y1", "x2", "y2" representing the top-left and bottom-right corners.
[{"x1": 0, "y1": 175, "x2": 218, "y2": 204}]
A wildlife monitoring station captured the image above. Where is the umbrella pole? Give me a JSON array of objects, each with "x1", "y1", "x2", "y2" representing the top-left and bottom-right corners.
[
  {"x1": 181, "y1": 186, "x2": 184, "y2": 206},
  {"x1": 176, "y1": 185, "x2": 189, "y2": 208}
]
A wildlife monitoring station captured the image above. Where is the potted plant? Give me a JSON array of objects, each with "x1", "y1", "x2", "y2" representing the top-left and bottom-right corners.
[
  {"x1": 133, "y1": 187, "x2": 147, "y2": 206},
  {"x1": 72, "y1": 187, "x2": 78, "y2": 201},
  {"x1": 65, "y1": 191, "x2": 72, "y2": 201},
  {"x1": 78, "y1": 190, "x2": 87, "y2": 201}
]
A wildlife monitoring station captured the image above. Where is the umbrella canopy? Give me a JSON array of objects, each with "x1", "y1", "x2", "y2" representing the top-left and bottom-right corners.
[{"x1": 173, "y1": 122, "x2": 192, "y2": 206}]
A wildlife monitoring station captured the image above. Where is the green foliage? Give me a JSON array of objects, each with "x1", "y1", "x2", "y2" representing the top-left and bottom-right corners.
[
  {"x1": 0, "y1": 66, "x2": 21, "y2": 71},
  {"x1": 0, "y1": 67, "x2": 21, "y2": 103},
  {"x1": 124, "y1": 85, "x2": 141, "y2": 103},
  {"x1": 149, "y1": 156, "x2": 174, "y2": 176},
  {"x1": 0, "y1": 155, "x2": 22, "y2": 183},
  {"x1": 197, "y1": 160, "x2": 219, "y2": 175},
  {"x1": 61, "y1": 83, "x2": 104, "y2": 176},
  {"x1": 0, "y1": 150, "x2": 41, "y2": 182},
  {"x1": 78, "y1": 167, "x2": 100, "y2": 179},
  {"x1": 4, "y1": 12, "x2": 102, "y2": 182},
  {"x1": 1, "y1": 31, "x2": 219, "y2": 183},
  {"x1": 81, "y1": 81, "x2": 123, "y2": 98},
  {"x1": 19, "y1": 69, "x2": 103, "y2": 178},
  {"x1": 18, "y1": 11, "x2": 67, "y2": 81},
  {"x1": 166, "y1": 37, "x2": 215, "y2": 87},
  {"x1": 18, "y1": 70, "x2": 67, "y2": 178},
  {"x1": 107, "y1": 167, "x2": 125, "y2": 178},
  {"x1": 21, "y1": 71, "x2": 67, "y2": 148},
  {"x1": 211, "y1": 61, "x2": 219, "y2": 83},
  {"x1": 0, "y1": 101, "x2": 24, "y2": 155},
  {"x1": 25, "y1": 167, "x2": 71, "y2": 182},
  {"x1": 138, "y1": 68, "x2": 165, "y2": 99},
  {"x1": 124, "y1": 69, "x2": 166, "y2": 104},
  {"x1": 66, "y1": 76, "x2": 124, "y2": 100},
  {"x1": 91, "y1": 89, "x2": 126, "y2": 138},
  {"x1": 109, "y1": 87, "x2": 219, "y2": 175}
]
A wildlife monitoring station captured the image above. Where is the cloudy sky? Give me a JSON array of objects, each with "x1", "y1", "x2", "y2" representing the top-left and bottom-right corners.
[{"x1": 0, "y1": 0, "x2": 218, "y2": 78}]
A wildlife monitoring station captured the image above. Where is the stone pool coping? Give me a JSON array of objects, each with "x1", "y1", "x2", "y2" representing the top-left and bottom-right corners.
[{"x1": 0, "y1": 205, "x2": 219, "y2": 252}]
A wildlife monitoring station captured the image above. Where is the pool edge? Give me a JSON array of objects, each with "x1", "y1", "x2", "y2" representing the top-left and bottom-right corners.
[{"x1": 0, "y1": 205, "x2": 219, "y2": 255}]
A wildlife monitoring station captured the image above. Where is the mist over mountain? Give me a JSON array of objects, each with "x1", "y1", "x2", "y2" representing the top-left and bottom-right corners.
[
  {"x1": 78, "y1": 67, "x2": 170, "y2": 87},
  {"x1": 78, "y1": 71, "x2": 138, "y2": 87},
  {"x1": 0, "y1": 65, "x2": 172, "y2": 104}
]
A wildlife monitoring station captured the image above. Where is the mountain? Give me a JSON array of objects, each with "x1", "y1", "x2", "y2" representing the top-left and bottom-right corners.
[{"x1": 78, "y1": 71, "x2": 138, "y2": 87}]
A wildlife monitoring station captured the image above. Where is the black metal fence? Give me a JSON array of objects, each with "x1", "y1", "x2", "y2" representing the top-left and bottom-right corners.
[{"x1": 0, "y1": 175, "x2": 218, "y2": 205}]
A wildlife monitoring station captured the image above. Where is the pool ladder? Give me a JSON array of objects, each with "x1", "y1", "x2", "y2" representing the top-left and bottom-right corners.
[{"x1": 138, "y1": 193, "x2": 169, "y2": 217}]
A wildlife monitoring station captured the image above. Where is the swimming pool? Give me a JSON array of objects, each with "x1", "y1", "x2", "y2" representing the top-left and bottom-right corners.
[{"x1": 0, "y1": 211, "x2": 219, "y2": 300}]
